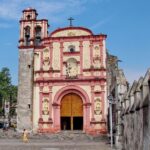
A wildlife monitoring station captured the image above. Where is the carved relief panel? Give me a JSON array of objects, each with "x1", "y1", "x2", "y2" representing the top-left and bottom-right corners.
[
  {"x1": 42, "y1": 98, "x2": 49, "y2": 115},
  {"x1": 93, "y1": 45, "x2": 100, "y2": 57},
  {"x1": 43, "y1": 48, "x2": 50, "y2": 71},
  {"x1": 43, "y1": 86, "x2": 49, "y2": 93},
  {"x1": 66, "y1": 58, "x2": 78, "y2": 78},
  {"x1": 94, "y1": 85, "x2": 101, "y2": 92},
  {"x1": 93, "y1": 45, "x2": 101, "y2": 68},
  {"x1": 94, "y1": 98, "x2": 102, "y2": 115},
  {"x1": 93, "y1": 56, "x2": 101, "y2": 69}
]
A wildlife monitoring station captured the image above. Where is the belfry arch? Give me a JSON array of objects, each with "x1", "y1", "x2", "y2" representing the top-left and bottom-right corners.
[{"x1": 53, "y1": 85, "x2": 91, "y2": 131}]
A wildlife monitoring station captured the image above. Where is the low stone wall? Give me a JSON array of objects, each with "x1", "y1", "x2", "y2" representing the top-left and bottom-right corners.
[{"x1": 122, "y1": 69, "x2": 150, "y2": 150}]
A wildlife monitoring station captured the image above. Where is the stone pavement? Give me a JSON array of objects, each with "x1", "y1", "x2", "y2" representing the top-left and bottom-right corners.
[
  {"x1": 0, "y1": 130, "x2": 116, "y2": 150},
  {"x1": 0, "y1": 139, "x2": 114, "y2": 150}
]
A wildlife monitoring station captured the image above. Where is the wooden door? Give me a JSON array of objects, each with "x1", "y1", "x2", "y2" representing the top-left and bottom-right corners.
[
  {"x1": 72, "y1": 94, "x2": 83, "y2": 116},
  {"x1": 61, "y1": 93, "x2": 83, "y2": 130},
  {"x1": 61, "y1": 94, "x2": 72, "y2": 117}
]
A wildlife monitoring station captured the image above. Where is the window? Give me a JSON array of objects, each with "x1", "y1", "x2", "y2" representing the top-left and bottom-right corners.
[
  {"x1": 35, "y1": 26, "x2": 41, "y2": 37},
  {"x1": 35, "y1": 26, "x2": 42, "y2": 46},
  {"x1": 68, "y1": 45, "x2": 75, "y2": 52},
  {"x1": 24, "y1": 26, "x2": 30, "y2": 46},
  {"x1": 27, "y1": 15, "x2": 31, "y2": 20}
]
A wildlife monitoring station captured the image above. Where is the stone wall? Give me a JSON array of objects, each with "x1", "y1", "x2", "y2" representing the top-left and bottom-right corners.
[
  {"x1": 122, "y1": 69, "x2": 150, "y2": 150},
  {"x1": 107, "y1": 53, "x2": 128, "y2": 149},
  {"x1": 17, "y1": 49, "x2": 34, "y2": 131}
]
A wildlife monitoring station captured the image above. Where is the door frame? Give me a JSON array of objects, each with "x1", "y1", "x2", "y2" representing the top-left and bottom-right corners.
[
  {"x1": 60, "y1": 93, "x2": 83, "y2": 130},
  {"x1": 53, "y1": 85, "x2": 91, "y2": 131}
]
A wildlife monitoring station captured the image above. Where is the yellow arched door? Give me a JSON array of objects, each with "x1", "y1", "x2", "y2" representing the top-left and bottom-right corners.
[{"x1": 61, "y1": 93, "x2": 83, "y2": 130}]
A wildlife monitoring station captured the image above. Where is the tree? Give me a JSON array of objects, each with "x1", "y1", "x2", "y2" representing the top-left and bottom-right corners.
[
  {"x1": 9, "y1": 85, "x2": 17, "y2": 116},
  {"x1": 0, "y1": 67, "x2": 17, "y2": 116},
  {"x1": 0, "y1": 67, "x2": 11, "y2": 101}
]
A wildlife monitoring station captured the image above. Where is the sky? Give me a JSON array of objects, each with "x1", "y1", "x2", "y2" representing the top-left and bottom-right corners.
[{"x1": 0, "y1": 0, "x2": 149, "y2": 85}]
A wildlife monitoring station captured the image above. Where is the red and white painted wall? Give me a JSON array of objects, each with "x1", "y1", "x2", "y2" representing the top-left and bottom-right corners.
[{"x1": 19, "y1": 8, "x2": 108, "y2": 135}]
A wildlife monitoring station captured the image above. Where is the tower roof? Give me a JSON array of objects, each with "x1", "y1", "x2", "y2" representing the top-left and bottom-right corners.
[{"x1": 22, "y1": 7, "x2": 37, "y2": 12}]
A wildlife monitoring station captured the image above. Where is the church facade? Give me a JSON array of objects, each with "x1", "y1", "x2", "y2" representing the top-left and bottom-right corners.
[{"x1": 17, "y1": 8, "x2": 108, "y2": 135}]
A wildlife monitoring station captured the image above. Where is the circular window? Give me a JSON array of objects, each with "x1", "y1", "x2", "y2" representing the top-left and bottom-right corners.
[{"x1": 68, "y1": 45, "x2": 75, "y2": 52}]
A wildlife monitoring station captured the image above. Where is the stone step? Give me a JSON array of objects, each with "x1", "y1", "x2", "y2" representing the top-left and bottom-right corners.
[
  {"x1": 35, "y1": 131, "x2": 91, "y2": 141},
  {"x1": 0, "y1": 129, "x2": 109, "y2": 143}
]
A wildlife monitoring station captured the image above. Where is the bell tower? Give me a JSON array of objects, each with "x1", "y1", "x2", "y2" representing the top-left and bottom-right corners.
[
  {"x1": 19, "y1": 7, "x2": 49, "y2": 47},
  {"x1": 17, "y1": 8, "x2": 49, "y2": 131}
]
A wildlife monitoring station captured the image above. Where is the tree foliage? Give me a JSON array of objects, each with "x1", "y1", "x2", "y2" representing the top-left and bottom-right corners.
[
  {"x1": 0, "y1": 67, "x2": 11, "y2": 101},
  {"x1": 0, "y1": 67, "x2": 17, "y2": 116}
]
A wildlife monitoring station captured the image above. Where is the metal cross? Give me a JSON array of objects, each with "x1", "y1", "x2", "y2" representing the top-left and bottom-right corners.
[{"x1": 68, "y1": 17, "x2": 74, "y2": 27}]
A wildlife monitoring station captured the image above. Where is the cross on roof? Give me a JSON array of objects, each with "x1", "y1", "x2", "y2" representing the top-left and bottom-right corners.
[{"x1": 68, "y1": 17, "x2": 74, "y2": 27}]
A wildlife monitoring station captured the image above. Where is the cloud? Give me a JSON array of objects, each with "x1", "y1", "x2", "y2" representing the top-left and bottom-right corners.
[
  {"x1": 34, "y1": 0, "x2": 87, "y2": 23},
  {"x1": 0, "y1": 0, "x2": 111, "y2": 28},
  {"x1": 0, "y1": 0, "x2": 21, "y2": 20},
  {"x1": 0, "y1": 0, "x2": 87, "y2": 23}
]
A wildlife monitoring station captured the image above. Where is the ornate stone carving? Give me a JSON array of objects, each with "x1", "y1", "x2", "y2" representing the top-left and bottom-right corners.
[
  {"x1": 43, "y1": 86, "x2": 49, "y2": 93},
  {"x1": 42, "y1": 99, "x2": 49, "y2": 115},
  {"x1": 94, "y1": 85, "x2": 101, "y2": 92},
  {"x1": 93, "y1": 56, "x2": 101, "y2": 68},
  {"x1": 43, "y1": 48, "x2": 50, "y2": 70},
  {"x1": 67, "y1": 32, "x2": 76, "y2": 36},
  {"x1": 66, "y1": 58, "x2": 78, "y2": 78},
  {"x1": 94, "y1": 45, "x2": 100, "y2": 57},
  {"x1": 94, "y1": 98, "x2": 102, "y2": 115}
]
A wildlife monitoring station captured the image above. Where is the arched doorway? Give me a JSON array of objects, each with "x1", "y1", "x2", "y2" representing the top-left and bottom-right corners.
[{"x1": 60, "y1": 93, "x2": 83, "y2": 130}]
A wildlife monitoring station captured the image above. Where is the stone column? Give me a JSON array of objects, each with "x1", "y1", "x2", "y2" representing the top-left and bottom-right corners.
[
  {"x1": 79, "y1": 41, "x2": 83, "y2": 76},
  {"x1": 53, "y1": 104, "x2": 60, "y2": 131}
]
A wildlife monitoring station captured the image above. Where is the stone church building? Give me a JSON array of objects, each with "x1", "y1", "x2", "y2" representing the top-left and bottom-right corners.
[{"x1": 17, "y1": 8, "x2": 108, "y2": 135}]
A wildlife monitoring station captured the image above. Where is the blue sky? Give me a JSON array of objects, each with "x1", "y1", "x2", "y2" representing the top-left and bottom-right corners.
[{"x1": 0, "y1": 0, "x2": 149, "y2": 85}]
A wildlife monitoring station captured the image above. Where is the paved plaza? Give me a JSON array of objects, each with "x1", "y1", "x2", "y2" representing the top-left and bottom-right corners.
[
  {"x1": 0, "y1": 130, "x2": 114, "y2": 150},
  {"x1": 0, "y1": 139, "x2": 113, "y2": 150}
]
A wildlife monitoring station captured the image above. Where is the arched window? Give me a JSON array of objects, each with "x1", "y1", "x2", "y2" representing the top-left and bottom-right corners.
[
  {"x1": 35, "y1": 26, "x2": 41, "y2": 46},
  {"x1": 24, "y1": 26, "x2": 30, "y2": 46},
  {"x1": 27, "y1": 15, "x2": 31, "y2": 20},
  {"x1": 68, "y1": 45, "x2": 75, "y2": 52}
]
